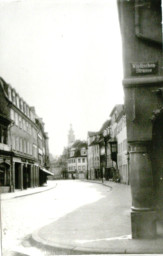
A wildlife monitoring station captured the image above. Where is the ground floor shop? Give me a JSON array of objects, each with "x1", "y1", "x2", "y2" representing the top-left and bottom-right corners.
[
  {"x1": 68, "y1": 170, "x2": 87, "y2": 179},
  {"x1": 0, "y1": 153, "x2": 53, "y2": 193}
]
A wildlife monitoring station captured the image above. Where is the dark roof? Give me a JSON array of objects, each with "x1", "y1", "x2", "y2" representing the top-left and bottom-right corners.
[
  {"x1": 109, "y1": 104, "x2": 124, "y2": 117},
  {"x1": 99, "y1": 119, "x2": 110, "y2": 134},
  {"x1": 71, "y1": 140, "x2": 87, "y2": 149},
  {"x1": 88, "y1": 131, "x2": 99, "y2": 137}
]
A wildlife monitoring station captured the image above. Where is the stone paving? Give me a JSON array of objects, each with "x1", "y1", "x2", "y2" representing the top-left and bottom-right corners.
[{"x1": 1, "y1": 180, "x2": 110, "y2": 255}]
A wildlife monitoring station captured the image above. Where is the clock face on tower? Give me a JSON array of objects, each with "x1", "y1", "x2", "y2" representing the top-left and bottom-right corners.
[{"x1": 135, "y1": 0, "x2": 162, "y2": 45}]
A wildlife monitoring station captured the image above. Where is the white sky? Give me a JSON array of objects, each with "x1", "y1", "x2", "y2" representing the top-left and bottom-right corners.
[{"x1": 0, "y1": 0, "x2": 124, "y2": 156}]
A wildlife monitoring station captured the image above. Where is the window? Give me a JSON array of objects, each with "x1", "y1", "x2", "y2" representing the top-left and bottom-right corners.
[
  {"x1": 19, "y1": 116, "x2": 22, "y2": 129},
  {"x1": 22, "y1": 119, "x2": 25, "y2": 131},
  {"x1": 82, "y1": 166, "x2": 85, "y2": 171},
  {"x1": 33, "y1": 144, "x2": 37, "y2": 158},
  {"x1": 78, "y1": 158, "x2": 81, "y2": 163},
  {"x1": 23, "y1": 102, "x2": 26, "y2": 115},
  {"x1": 12, "y1": 90, "x2": 16, "y2": 104},
  {"x1": 28, "y1": 124, "x2": 31, "y2": 134},
  {"x1": 26, "y1": 106, "x2": 29, "y2": 117},
  {"x1": 0, "y1": 126, "x2": 8, "y2": 144},
  {"x1": 20, "y1": 99, "x2": 23, "y2": 111},
  {"x1": 16, "y1": 137, "x2": 19, "y2": 151},
  {"x1": 16, "y1": 95, "x2": 19, "y2": 108},
  {"x1": 8, "y1": 87, "x2": 12, "y2": 101},
  {"x1": 19, "y1": 138, "x2": 23, "y2": 152},
  {"x1": 82, "y1": 158, "x2": 85, "y2": 163},
  {"x1": 23, "y1": 140, "x2": 26, "y2": 153},
  {"x1": 15, "y1": 112, "x2": 19, "y2": 126},
  {"x1": 26, "y1": 121, "x2": 28, "y2": 132},
  {"x1": 12, "y1": 136, "x2": 15, "y2": 150},
  {"x1": 81, "y1": 148, "x2": 87, "y2": 155},
  {"x1": 29, "y1": 144, "x2": 32, "y2": 155},
  {"x1": 10, "y1": 109, "x2": 14, "y2": 121}
]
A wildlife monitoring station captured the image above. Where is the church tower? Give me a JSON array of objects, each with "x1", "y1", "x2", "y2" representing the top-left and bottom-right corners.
[{"x1": 68, "y1": 124, "x2": 75, "y2": 147}]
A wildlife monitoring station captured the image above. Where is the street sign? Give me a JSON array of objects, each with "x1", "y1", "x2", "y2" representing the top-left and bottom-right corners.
[{"x1": 130, "y1": 62, "x2": 158, "y2": 75}]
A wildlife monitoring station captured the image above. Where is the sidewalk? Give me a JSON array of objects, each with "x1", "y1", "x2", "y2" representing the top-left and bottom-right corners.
[
  {"x1": 31, "y1": 179, "x2": 163, "y2": 254},
  {"x1": 0, "y1": 180, "x2": 57, "y2": 200}
]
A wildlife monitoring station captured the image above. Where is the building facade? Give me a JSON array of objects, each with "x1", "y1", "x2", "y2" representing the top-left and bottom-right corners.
[
  {"x1": 87, "y1": 132, "x2": 100, "y2": 180},
  {"x1": 0, "y1": 77, "x2": 52, "y2": 193},
  {"x1": 118, "y1": 0, "x2": 163, "y2": 238},
  {"x1": 67, "y1": 140, "x2": 87, "y2": 179},
  {"x1": 109, "y1": 105, "x2": 129, "y2": 184},
  {"x1": 87, "y1": 105, "x2": 129, "y2": 184}
]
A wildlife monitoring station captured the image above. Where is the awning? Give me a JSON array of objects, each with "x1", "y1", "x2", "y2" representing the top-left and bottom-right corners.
[{"x1": 40, "y1": 168, "x2": 54, "y2": 176}]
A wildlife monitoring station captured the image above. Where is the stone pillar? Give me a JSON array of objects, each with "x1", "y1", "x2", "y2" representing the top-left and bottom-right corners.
[
  {"x1": 36, "y1": 167, "x2": 38, "y2": 186},
  {"x1": 11, "y1": 162, "x2": 15, "y2": 192},
  {"x1": 33, "y1": 165, "x2": 36, "y2": 187},
  {"x1": 129, "y1": 141, "x2": 156, "y2": 238},
  {"x1": 20, "y1": 164, "x2": 23, "y2": 190},
  {"x1": 30, "y1": 165, "x2": 33, "y2": 188}
]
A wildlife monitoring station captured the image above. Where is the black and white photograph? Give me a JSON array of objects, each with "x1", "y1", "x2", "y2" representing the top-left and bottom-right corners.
[{"x1": 0, "y1": 0, "x2": 163, "y2": 255}]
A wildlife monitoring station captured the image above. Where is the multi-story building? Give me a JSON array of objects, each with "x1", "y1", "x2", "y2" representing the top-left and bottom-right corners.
[
  {"x1": 87, "y1": 104, "x2": 129, "y2": 184},
  {"x1": 109, "y1": 104, "x2": 129, "y2": 184},
  {"x1": 0, "y1": 77, "x2": 52, "y2": 193},
  {"x1": 102, "y1": 120, "x2": 113, "y2": 180},
  {"x1": 67, "y1": 140, "x2": 87, "y2": 179},
  {"x1": 87, "y1": 132, "x2": 100, "y2": 180}
]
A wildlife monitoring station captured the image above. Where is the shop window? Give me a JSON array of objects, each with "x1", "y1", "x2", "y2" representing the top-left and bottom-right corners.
[{"x1": 0, "y1": 163, "x2": 10, "y2": 186}]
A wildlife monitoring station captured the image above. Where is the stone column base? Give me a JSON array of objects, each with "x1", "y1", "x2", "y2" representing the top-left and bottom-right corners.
[{"x1": 131, "y1": 210, "x2": 156, "y2": 239}]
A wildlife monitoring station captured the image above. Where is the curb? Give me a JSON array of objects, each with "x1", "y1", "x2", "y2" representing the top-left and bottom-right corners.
[
  {"x1": 81, "y1": 179, "x2": 113, "y2": 190},
  {"x1": 31, "y1": 228, "x2": 163, "y2": 255},
  {"x1": 1, "y1": 183, "x2": 57, "y2": 200},
  {"x1": 14, "y1": 184, "x2": 57, "y2": 198},
  {"x1": 31, "y1": 230, "x2": 122, "y2": 254}
]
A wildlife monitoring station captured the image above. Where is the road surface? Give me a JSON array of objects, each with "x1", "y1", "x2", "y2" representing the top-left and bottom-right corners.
[{"x1": 1, "y1": 180, "x2": 131, "y2": 255}]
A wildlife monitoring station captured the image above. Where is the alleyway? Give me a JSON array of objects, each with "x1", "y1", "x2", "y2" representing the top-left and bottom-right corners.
[{"x1": 1, "y1": 180, "x2": 131, "y2": 255}]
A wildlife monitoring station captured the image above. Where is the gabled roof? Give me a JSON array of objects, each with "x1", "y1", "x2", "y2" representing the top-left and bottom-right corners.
[
  {"x1": 99, "y1": 119, "x2": 111, "y2": 134},
  {"x1": 88, "y1": 131, "x2": 99, "y2": 137},
  {"x1": 71, "y1": 140, "x2": 87, "y2": 149},
  {"x1": 110, "y1": 104, "x2": 124, "y2": 117}
]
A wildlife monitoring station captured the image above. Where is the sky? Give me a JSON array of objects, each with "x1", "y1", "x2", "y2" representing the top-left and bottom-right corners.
[{"x1": 0, "y1": 0, "x2": 124, "y2": 156}]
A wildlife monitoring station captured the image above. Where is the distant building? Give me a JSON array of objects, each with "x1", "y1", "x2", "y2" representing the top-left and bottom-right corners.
[
  {"x1": 0, "y1": 77, "x2": 53, "y2": 193},
  {"x1": 67, "y1": 140, "x2": 87, "y2": 179},
  {"x1": 110, "y1": 104, "x2": 129, "y2": 184},
  {"x1": 50, "y1": 148, "x2": 69, "y2": 179},
  {"x1": 87, "y1": 132, "x2": 100, "y2": 180},
  {"x1": 87, "y1": 104, "x2": 129, "y2": 184}
]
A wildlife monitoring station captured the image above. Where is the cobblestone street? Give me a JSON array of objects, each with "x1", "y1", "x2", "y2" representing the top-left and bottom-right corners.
[{"x1": 1, "y1": 180, "x2": 109, "y2": 255}]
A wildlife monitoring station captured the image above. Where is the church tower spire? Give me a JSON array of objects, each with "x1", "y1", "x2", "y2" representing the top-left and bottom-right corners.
[{"x1": 68, "y1": 124, "x2": 75, "y2": 147}]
